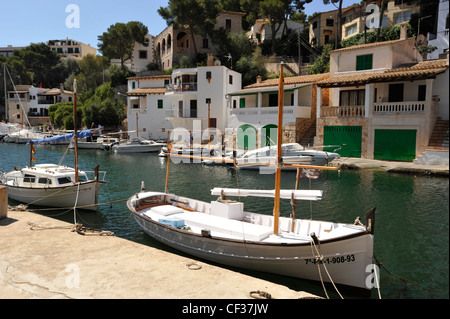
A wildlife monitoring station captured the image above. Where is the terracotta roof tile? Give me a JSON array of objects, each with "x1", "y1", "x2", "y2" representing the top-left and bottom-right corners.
[
  {"x1": 127, "y1": 88, "x2": 166, "y2": 95},
  {"x1": 330, "y1": 38, "x2": 409, "y2": 53},
  {"x1": 244, "y1": 73, "x2": 330, "y2": 89},
  {"x1": 317, "y1": 59, "x2": 448, "y2": 87}
]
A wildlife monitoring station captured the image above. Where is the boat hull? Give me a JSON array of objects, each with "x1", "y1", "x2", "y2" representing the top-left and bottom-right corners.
[
  {"x1": 131, "y1": 205, "x2": 374, "y2": 291},
  {"x1": 6, "y1": 180, "x2": 104, "y2": 211},
  {"x1": 113, "y1": 145, "x2": 163, "y2": 153}
]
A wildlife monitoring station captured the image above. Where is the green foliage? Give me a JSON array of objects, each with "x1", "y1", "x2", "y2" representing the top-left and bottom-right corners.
[
  {"x1": 235, "y1": 47, "x2": 268, "y2": 86},
  {"x1": 306, "y1": 44, "x2": 332, "y2": 74},
  {"x1": 340, "y1": 24, "x2": 415, "y2": 48},
  {"x1": 48, "y1": 102, "x2": 80, "y2": 130},
  {"x1": 98, "y1": 21, "x2": 148, "y2": 69},
  {"x1": 80, "y1": 82, "x2": 126, "y2": 128}
]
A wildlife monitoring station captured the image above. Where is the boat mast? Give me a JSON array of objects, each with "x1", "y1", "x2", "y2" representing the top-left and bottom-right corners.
[
  {"x1": 73, "y1": 79, "x2": 79, "y2": 183},
  {"x1": 273, "y1": 63, "x2": 284, "y2": 236}
]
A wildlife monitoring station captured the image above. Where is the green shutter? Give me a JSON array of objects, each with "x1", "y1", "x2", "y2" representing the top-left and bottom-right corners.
[
  {"x1": 356, "y1": 54, "x2": 373, "y2": 71},
  {"x1": 158, "y1": 100, "x2": 163, "y2": 109},
  {"x1": 239, "y1": 98, "x2": 246, "y2": 108}
]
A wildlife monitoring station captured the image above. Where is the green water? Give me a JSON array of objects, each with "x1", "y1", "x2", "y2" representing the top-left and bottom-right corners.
[{"x1": 0, "y1": 143, "x2": 448, "y2": 299}]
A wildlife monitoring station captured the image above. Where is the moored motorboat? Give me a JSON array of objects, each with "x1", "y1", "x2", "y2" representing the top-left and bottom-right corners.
[{"x1": 112, "y1": 137, "x2": 165, "y2": 153}]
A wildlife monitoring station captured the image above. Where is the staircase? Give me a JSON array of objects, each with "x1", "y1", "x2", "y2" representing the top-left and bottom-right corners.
[
  {"x1": 414, "y1": 118, "x2": 449, "y2": 165},
  {"x1": 299, "y1": 121, "x2": 316, "y2": 147},
  {"x1": 427, "y1": 118, "x2": 449, "y2": 151}
]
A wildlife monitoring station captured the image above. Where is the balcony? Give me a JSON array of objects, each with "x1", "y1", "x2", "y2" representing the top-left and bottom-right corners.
[
  {"x1": 320, "y1": 105, "x2": 365, "y2": 118},
  {"x1": 165, "y1": 83, "x2": 198, "y2": 93},
  {"x1": 166, "y1": 108, "x2": 197, "y2": 119}
]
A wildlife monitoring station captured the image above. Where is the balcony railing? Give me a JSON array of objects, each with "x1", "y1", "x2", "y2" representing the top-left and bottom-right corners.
[
  {"x1": 165, "y1": 108, "x2": 197, "y2": 118},
  {"x1": 320, "y1": 105, "x2": 365, "y2": 118},
  {"x1": 373, "y1": 101, "x2": 425, "y2": 113},
  {"x1": 165, "y1": 83, "x2": 198, "y2": 93}
]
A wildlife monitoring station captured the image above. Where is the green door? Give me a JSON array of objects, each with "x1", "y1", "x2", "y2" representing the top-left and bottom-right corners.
[
  {"x1": 238, "y1": 124, "x2": 257, "y2": 150},
  {"x1": 374, "y1": 129, "x2": 416, "y2": 161},
  {"x1": 261, "y1": 124, "x2": 277, "y2": 147},
  {"x1": 324, "y1": 126, "x2": 362, "y2": 158}
]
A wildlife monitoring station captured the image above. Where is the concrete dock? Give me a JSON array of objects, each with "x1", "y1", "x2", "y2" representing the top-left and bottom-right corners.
[
  {"x1": 0, "y1": 209, "x2": 319, "y2": 299},
  {"x1": 329, "y1": 157, "x2": 449, "y2": 177}
]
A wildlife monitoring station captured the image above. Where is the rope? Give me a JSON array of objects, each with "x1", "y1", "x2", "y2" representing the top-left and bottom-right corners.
[
  {"x1": 310, "y1": 236, "x2": 344, "y2": 299},
  {"x1": 27, "y1": 222, "x2": 114, "y2": 236},
  {"x1": 249, "y1": 290, "x2": 272, "y2": 299}
]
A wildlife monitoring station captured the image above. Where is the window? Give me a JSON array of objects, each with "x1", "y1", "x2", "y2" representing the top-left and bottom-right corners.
[
  {"x1": 206, "y1": 71, "x2": 212, "y2": 81},
  {"x1": 388, "y1": 84, "x2": 404, "y2": 102},
  {"x1": 58, "y1": 177, "x2": 72, "y2": 185},
  {"x1": 268, "y1": 94, "x2": 278, "y2": 107},
  {"x1": 132, "y1": 82, "x2": 136, "y2": 89},
  {"x1": 24, "y1": 174, "x2": 36, "y2": 183},
  {"x1": 326, "y1": 19, "x2": 334, "y2": 27},
  {"x1": 418, "y1": 85, "x2": 426, "y2": 101},
  {"x1": 394, "y1": 10, "x2": 412, "y2": 25},
  {"x1": 226, "y1": 19, "x2": 232, "y2": 29},
  {"x1": 346, "y1": 24, "x2": 357, "y2": 37},
  {"x1": 313, "y1": 21, "x2": 318, "y2": 29},
  {"x1": 158, "y1": 99, "x2": 163, "y2": 109},
  {"x1": 139, "y1": 50, "x2": 148, "y2": 59},
  {"x1": 229, "y1": 75, "x2": 233, "y2": 85},
  {"x1": 340, "y1": 90, "x2": 365, "y2": 106},
  {"x1": 202, "y1": 38, "x2": 209, "y2": 49},
  {"x1": 325, "y1": 35, "x2": 330, "y2": 44},
  {"x1": 38, "y1": 178, "x2": 51, "y2": 185},
  {"x1": 356, "y1": 54, "x2": 373, "y2": 71}
]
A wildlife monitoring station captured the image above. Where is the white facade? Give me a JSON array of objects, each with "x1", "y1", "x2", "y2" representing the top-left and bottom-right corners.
[
  {"x1": 127, "y1": 66, "x2": 242, "y2": 141},
  {"x1": 248, "y1": 19, "x2": 304, "y2": 44},
  {"x1": 130, "y1": 34, "x2": 156, "y2": 73},
  {"x1": 427, "y1": 0, "x2": 449, "y2": 60}
]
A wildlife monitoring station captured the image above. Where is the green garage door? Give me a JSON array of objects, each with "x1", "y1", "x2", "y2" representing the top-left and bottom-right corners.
[
  {"x1": 324, "y1": 126, "x2": 362, "y2": 158},
  {"x1": 374, "y1": 129, "x2": 416, "y2": 161}
]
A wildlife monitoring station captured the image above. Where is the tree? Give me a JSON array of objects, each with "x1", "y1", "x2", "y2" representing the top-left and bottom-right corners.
[
  {"x1": 158, "y1": 0, "x2": 220, "y2": 57},
  {"x1": 98, "y1": 21, "x2": 148, "y2": 70},
  {"x1": 306, "y1": 44, "x2": 332, "y2": 74},
  {"x1": 235, "y1": 47, "x2": 268, "y2": 86},
  {"x1": 81, "y1": 82, "x2": 126, "y2": 129},
  {"x1": 13, "y1": 43, "x2": 61, "y2": 87},
  {"x1": 72, "y1": 54, "x2": 109, "y2": 102}
]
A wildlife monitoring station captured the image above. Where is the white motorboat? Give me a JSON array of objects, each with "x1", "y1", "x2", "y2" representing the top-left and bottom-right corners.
[
  {"x1": 128, "y1": 66, "x2": 377, "y2": 293},
  {"x1": 112, "y1": 137, "x2": 165, "y2": 153},
  {"x1": 0, "y1": 80, "x2": 106, "y2": 212},
  {"x1": 202, "y1": 143, "x2": 340, "y2": 170},
  {"x1": 1, "y1": 164, "x2": 106, "y2": 211},
  {"x1": 70, "y1": 136, "x2": 120, "y2": 150}
]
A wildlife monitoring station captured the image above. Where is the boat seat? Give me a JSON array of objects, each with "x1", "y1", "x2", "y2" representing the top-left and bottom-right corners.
[{"x1": 176, "y1": 212, "x2": 272, "y2": 242}]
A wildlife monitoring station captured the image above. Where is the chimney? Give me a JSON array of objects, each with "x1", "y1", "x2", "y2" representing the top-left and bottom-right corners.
[
  {"x1": 400, "y1": 23, "x2": 408, "y2": 40},
  {"x1": 256, "y1": 75, "x2": 262, "y2": 84},
  {"x1": 207, "y1": 53, "x2": 214, "y2": 67}
]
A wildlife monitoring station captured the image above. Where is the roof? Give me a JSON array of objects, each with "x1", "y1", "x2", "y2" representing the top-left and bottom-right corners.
[
  {"x1": 330, "y1": 38, "x2": 411, "y2": 53},
  {"x1": 127, "y1": 75, "x2": 172, "y2": 81},
  {"x1": 127, "y1": 88, "x2": 166, "y2": 96},
  {"x1": 38, "y1": 88, "x2": 73, "y2": 96},
  {"x1": 317, "y1": 59, "x2": 448, "y2": 87},
  {"x1": 244, "y1": 73, "x2": 330, "y2": 89}
]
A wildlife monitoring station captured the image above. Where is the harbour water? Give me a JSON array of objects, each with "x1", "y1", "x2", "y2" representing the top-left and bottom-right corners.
[{"x1": 0, "y1": 142, "x2": 448, "y2": 299}]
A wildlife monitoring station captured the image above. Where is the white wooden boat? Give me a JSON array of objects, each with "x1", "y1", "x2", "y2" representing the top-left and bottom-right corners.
[
  {"x1": 128, "y1": 65, "x2": 377, "y2": 293},
  {"x1": 1, "y1": 164, "x2": 106, "y2": 211},
  {"x1": 112, "y1": 137, "x2": 165, "y2": 153},
  {"x1": 128, "y1": 190, "x2": 375, "y2": 292},
  {"x1": 0, "y1": 80, "x2": 106, "y2": 212}
]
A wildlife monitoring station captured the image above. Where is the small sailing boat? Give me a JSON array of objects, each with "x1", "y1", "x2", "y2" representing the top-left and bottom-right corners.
[
  {"x1": 0, "y1": 80, "x2": 106, "y2": 211},
  {"x1": 127, "y1": 65, "x2": 376, "y2": 293}
]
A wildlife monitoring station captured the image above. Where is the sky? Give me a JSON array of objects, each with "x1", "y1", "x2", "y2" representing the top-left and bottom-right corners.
[{"x1": 0, "y1": 0, "x2": 357, "y2": 50}]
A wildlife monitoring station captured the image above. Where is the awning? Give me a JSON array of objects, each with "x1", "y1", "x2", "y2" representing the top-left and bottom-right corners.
[
  {"x1": 228, "y1": 83, "x2": 312, "y2": 96},
  {"x1": 28, "y1": 129, "x2": 92, "y2": 145}
]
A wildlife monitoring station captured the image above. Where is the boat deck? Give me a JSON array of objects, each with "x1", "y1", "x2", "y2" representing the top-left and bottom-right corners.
[{"x1": 137, "y1": 202, "x2": 366, "y2": 244}]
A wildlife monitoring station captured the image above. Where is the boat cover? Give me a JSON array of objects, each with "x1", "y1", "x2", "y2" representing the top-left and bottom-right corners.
[{"x1": 27, "y1": 130, "x2": 92, "y2": 145}]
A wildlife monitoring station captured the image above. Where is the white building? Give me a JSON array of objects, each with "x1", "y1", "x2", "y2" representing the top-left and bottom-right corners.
[
  {"x1": 126, "y1": 65, "x2": 242, "y2": 141},
  {"x1": 7, "y1": 85, "x2": 73, "y2": 126},
  {"x1": 248, "y1": 19, "x2": 304, "y2": 45},
  {"x1": 315, "y1": 25, "x2": 449, "y2": 162},
  {"x1": 427, "y1": 0, "x2": 449, "y2": 60}
]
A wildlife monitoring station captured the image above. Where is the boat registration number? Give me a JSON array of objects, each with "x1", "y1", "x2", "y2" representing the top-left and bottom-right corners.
[{"x1": 305, "y1": 254, "x2": 355, "y2": 265}]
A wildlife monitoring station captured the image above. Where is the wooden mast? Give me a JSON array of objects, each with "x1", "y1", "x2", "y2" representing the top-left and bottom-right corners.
[
  {"x1": 273, "y1": 64, "x2": 284, "y2": 236},
  {"x1": 73, "y1": 79, "x2": 79, "y2": 183}
]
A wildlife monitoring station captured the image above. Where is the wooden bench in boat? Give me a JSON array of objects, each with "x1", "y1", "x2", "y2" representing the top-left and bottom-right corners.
[{"x1": 143, "y1": 204, "x2": 273, "y2": 242}]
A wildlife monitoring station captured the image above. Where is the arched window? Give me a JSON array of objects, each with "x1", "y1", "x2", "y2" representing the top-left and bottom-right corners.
[{"x1": 167, "y1": 34, "x2": 172, "y2": 49}]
